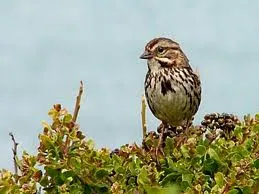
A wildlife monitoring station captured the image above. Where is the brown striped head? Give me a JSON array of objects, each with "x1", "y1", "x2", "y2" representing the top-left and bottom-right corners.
[{"x1": 140, "y1": 37, "x2": 189, "y2": 69}]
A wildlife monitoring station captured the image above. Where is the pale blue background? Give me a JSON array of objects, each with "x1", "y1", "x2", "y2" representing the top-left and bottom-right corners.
[{"x1": 1, "y1": 1, "x2": 259, "y2": 170}]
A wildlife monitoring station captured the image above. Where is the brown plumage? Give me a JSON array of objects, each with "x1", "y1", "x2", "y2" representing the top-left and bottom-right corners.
[{"x1": 140, "y1": 37, "x2": 201, "y2": 151}]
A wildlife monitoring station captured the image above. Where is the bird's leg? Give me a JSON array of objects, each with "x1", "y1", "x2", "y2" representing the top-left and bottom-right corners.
[
  {"x1": 176, "y1": 120, "x2": 192, "y2": 147},
  {"x1": 156, "y1": 122, "x2": 167, "y2": 158},
  {"x1": 185, "y1": 118, "x2": 193, "y2": 136}
]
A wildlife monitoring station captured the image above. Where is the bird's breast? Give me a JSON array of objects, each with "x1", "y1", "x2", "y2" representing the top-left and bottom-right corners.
[{"x1": 145, "y1": 68, "x2": 201, "y2": 126}]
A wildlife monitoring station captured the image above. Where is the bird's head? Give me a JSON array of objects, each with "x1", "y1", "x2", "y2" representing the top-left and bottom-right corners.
[{"x1": 140, "y1": 37, "x2": 189, "y2": 70}]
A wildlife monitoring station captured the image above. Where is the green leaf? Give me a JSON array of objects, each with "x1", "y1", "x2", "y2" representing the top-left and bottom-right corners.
[
  {"x1": 48, "y1": 108, "x2": 59, "y2": 120},
  {"x1": 95, "y1": 169, "x2": 109, "y2": 179},
  {"x1": 164, "y1": 137, "x2": 174, "y2": 155},
  {"x1": 180, "y1": 145, "x2": 190, "y2": 158},
  {"x1": 234, "y1": 126, "x2": 243, "y2": 140},
  {"x1": 39, "y1": 134, "x2": 54, "y2": 148},
  {"x1": 61, "y1": 169, "x2": 75, "y2": 182},
  {"x1": 208, "y1": 148, "x2": 221, "y2": 163},
  {"x1": 138, "y1": 166, "x2": 150, "y2": 185},
  {"x1": 69, "y1": 157, "x2": 81, "y2": 170},
  {"x1": 45, "y1": 167, "x2": 63, "y2": 185},
  {"x1": 227, "y1": 189, "x2": 241, "y2": 194},
  {"x1": 214, "y1": 172, "x2": 225, "y2": 187},
  {"x1": 203, "y1": 158, "x2": 218, "y2": 174},
  {"x1": 115, "y1": 166, "x2": 125, "y2": 174},
  {"x1": 230, "y1": 153, "x2": 243, "y2": 162},
  {"x1": 86, "y1": 139, "x2": 95, "y2": 150},
  {"x1": 182, "y1": 173, "x2": 193, "y2": 185},
  {"x1": 253, "y1": 123, "x2": 259, "y2": 133},
  {"x1": 160, "y1": 172, "x2": 181, "y2": 186},
  {"x1": 196, "y1": 145, "x2": 206, "y2": 156},
  {"x1": 145, "y1": 185, "x2": 180, "y2": 194},
  {"x1": 63, "y1": 114, "x2": 73, "y2": 124},
  {"x1": 180, "y1": 181, "x2": 190, "y2": 191},
  {"x1": 253, "y1": 159, "x2": 259, "y2": 169},
  {"x1": 243, "y1": 139, "x2": 253, "y2": 152},
  {"x1": 242, "y1": 186, "x2": 252, "y2": 194},
  {"x1": 127, "y1": 176, "x2": 137, "y2": 186}
]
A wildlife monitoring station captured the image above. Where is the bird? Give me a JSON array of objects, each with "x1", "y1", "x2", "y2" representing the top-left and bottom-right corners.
[{"x1": 140, "y1": 37, "x2": 201, "y2": 153}]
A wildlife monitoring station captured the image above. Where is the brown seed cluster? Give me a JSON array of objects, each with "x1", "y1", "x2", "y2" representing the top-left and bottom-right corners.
[
  {"x1": 157, "y1": 125, "x2": 187, "y2": 137},
  {"x1": 126, "y1": 113, "x2": 241, "y2": 153},
  {"x1": 201, "y1": 113, "x2": 240, "y2": 132}
]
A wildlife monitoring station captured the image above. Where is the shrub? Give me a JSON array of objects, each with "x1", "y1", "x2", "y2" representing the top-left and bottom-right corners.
[{"x1": 0, "y1": 87, "x2": 258, "y2": 194}]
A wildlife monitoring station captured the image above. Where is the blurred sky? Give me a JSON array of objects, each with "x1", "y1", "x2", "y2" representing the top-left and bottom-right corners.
[{"x1": 1, "y1": 1, "x2": 259, "y2": 170}]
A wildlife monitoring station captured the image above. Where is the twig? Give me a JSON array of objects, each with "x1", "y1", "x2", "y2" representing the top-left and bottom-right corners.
[
  {"x1": 72, "y1": 81, "x2": 84, "y2": 122},
  {"x1": 64, "y1": 81, "x2": 84, "y2": 156},
  {"x1": 9, "y1": 132, "x2": 18, "y2": 176},
  {"x1": 141, "y1": 95, "x2": 147, "y2": 138}
]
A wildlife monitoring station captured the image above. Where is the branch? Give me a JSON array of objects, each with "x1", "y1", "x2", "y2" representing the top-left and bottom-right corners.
[
  {"x1": 72, "y1": 81, "x2": 84, "y2": 123},
  {"x1": 9, "y1": 132, "x2": 19, "y2": 176},
  {"x1": 141, "y1": 95, "x2": 147, "y2": 138},
  {"x1": 64, "y1": 81, "x2": 84, "y2": 156}
]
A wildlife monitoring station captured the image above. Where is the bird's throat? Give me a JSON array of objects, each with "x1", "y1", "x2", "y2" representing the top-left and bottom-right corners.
[{"x1": 155, "y1": 57, "x2": 173, "y2": 68}]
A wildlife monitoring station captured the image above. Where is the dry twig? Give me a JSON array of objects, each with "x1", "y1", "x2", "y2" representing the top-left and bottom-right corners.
[
  {"x1": 141, "y1": 95, "x2": 147, "y2": 138},
  {"x1": 72, "y1": 81, "x2": 84, "y2": 122},
  {"x1": 63, "y1": 81, "x2": 84, "y2": 156},
  {"x1": 9, "y1": 132, "x2": 19, "y2": 176}
]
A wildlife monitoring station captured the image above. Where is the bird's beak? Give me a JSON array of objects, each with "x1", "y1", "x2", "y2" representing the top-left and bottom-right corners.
[{"x1": 140, "y1": 51, "x2": 153, "y2": 59}]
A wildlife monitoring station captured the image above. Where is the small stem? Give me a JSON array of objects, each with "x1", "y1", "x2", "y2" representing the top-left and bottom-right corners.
[
  {"x1": 9, "y1": 132, "x2": 19, "y2": 177},
  {"x1": 64, "y1": 81, "x2": 84, "y2": 156},
  {"x1": 141, "y1": 95, "x2": 147, "y2": 138},
  {"x1": 72, "y1": 81, "x2": 84, "y2": 123}
]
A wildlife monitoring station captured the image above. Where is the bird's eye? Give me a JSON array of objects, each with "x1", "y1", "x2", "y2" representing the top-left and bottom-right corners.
[{"x1": 157, "y1": 46, "x2": 165, "y2": 53}]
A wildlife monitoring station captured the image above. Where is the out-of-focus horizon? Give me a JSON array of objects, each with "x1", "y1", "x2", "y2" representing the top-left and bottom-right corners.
[{"x1": 1, "y1": 1, "x2": 259, "y2": 170}]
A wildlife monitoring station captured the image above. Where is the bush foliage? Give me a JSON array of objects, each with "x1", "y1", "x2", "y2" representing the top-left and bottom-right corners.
[{"x1": 0, "y1": 104, "x2": 258, "y2": 194}]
